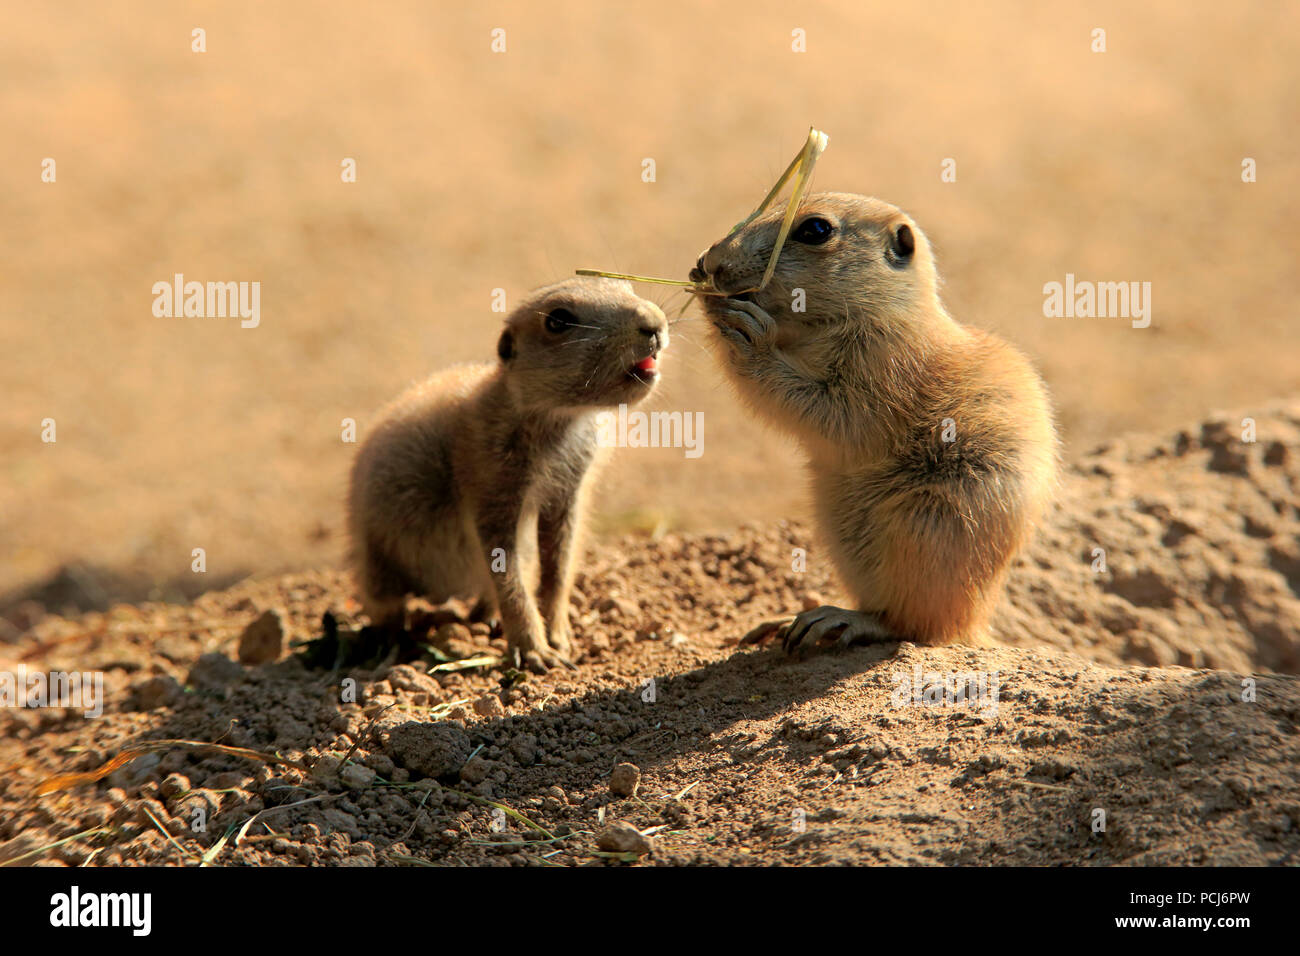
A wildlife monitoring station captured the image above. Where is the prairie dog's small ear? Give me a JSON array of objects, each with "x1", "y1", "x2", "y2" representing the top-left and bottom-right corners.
[
  {"x1": 497, "y1": 329, "x2": 514, "y2": 362},
  {"x1": 892, "y1": 223, "x2": 915, "y2": 259}
]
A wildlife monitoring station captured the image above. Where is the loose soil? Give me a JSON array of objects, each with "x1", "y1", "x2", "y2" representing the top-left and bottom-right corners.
[{"x1": 2, "y1": 403, "x2": 1298, "y2": 866}]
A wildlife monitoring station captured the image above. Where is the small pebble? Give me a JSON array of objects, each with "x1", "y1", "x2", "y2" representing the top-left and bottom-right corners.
[
  {"x1": 595, "y1": 821, "x2": 653, "y2": 856},
  {"x1": 610, "y1": 762, "x2": 641, "y2": 798}
]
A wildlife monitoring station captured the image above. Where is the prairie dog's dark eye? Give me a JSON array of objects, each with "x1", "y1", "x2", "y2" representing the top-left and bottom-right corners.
[
  {"x1": 791, "y1": 217, "x2": 834, "y2": 245},
  {"x1": 545, "y1": 308, "x2": 577, "y2": 334}
]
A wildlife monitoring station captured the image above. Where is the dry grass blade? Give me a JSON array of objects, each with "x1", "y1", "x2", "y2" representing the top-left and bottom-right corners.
[
  {"x1": 0, "y1": 826, "x2": 109, "y2": 867},
  {"x1": 140, "y1": 803, "x2": 198, "y2": 862},
  {"x1": 425, "y1": 697, "x2": 470, "y2": 719},
  {"x1": 443, "y1": 785, "x2": 556, "y2": 841},
  {"x1": 35, "y1": 738, "x2": 311, "y2": 796},
  {"x1": 339, "y1": 702, "x2": 394, "y2": 769},
  {"x1": 575, "y1": 126, "x2": 829, "y2": 297},
  {"x1": 755, "y1": 128, "x2": 828, "y2": 292},
  {"x1": 574, "y1": 269, "x2": 697, "y2": 288},
  {"x1": 428, "y1": 654, "x2": 500, "y2": 674},
  {"x1": 391, "y1": 787, "x2": 433, "y2": 846},
  {"x1": 672, "y1": 780, "x2": 700, "y2": 801},
  {"x1": 730, "y1": 127, "x2": 822, "y2": 237},
  {"x1": 199, "y1": 827, "x2": 233, "y2": 867},
  {"x1": 587, "y1": 850, "x2": 641, "y2": 862},
  {"x1": 33, "y1": 750, "x2": 140, "y2": 795},
  {"x1": 387, "y1": 852, "x2": 446, "y2": 867},
  {"x1": 468, "y1": 832, "x2": 572, "y2": 848},
  {"x1": 235, "y1": 795, "x2": 328, "y2": 846}
]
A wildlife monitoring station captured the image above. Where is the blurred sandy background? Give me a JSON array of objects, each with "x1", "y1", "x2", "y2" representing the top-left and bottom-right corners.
[{"x1": 3, "y1": 0, "x2": 1298, "y2": 616}]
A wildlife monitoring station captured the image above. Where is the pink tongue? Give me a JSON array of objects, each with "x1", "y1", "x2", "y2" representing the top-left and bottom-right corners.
[{"x1": 636, "y1": 356, "x2": 657, "y2": 373}]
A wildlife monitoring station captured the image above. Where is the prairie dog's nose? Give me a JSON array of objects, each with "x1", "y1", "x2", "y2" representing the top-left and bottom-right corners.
[
  {"x1": 636, "y1": 302, "x2": 668, "y2": 350},
  {"x1": 701, "y1": 243, "x2": 730, "y2": 276},
  {"x1": 689, "y1": 252, "x2": 709, "y2": 284},
  {"x1": 636, "y1": 301, "x2": 666, "y2": 336}
]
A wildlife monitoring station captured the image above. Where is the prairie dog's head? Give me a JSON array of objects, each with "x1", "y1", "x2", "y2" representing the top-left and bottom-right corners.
[
  {"x1": 690, "y1": 192, "x2": 943, "y2": 337},
  {"x1": 497, "y1": 277, "x2": 668, "y2": 413}
]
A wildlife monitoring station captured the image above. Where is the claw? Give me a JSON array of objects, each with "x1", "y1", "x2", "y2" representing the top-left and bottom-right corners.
[
  {"x1": 781, "y1": 606, "x2": 894, "y2": 656},
  {"x1": 726, "y1": 301, "x2": 775, "y2": 343},
  {"x1": 714, "y1": 321, "x2": 751, "y2": 347},
  {"x1": 782, "y1": 607, "x2": 828, "y2": 650},
  {"x1": 512, "y1": 638, "x2": 575, "y2": 673},
  {"x1": 740, "y1": 618, "x2": 792, "y2": 646},
  {"x1": 523, "y1": 648, "x2": 574, "y2": 673},
  {"x1": 835, "y1": 629, "x2": 862, "y2": 650},
  {"x1": 714, "y1": 298, "x2": 776, "y2": 349},
  {"x1": 548, "y1": 628, "x2": 574, "y2": 660}
]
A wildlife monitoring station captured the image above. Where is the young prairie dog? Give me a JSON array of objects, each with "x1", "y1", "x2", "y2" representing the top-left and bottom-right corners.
[
  {"x1": 689, "y1": 192, "x2": 1057, "y2": 652},
  {"x1": 347, "y1": 277, "x2": 668, "y2": 670}
]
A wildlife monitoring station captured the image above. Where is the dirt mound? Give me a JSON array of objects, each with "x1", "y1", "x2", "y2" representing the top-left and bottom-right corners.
[
  {"x1": 1000, "y1": 400, "x2": 1300, "y2": 674},
  {"x1": 2, "y1": 405, "x2": 1298, "y2": 866}
]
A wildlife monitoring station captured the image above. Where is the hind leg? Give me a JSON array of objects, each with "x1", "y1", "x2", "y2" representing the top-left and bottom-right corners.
[
  {"x1": 355, "y1": 541, "x2": 414, "y2": 632},
  {"x1": 468, "y1": 595, "x2": 499, "y2": 627},
  {"x1": 361, "y1": 595, "x2": 406, "y2": 632}
]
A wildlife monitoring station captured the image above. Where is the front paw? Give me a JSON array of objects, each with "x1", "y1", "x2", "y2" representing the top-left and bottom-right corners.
[{"x1": 712, "y1": 298, "x2": 777, "y2": 354}]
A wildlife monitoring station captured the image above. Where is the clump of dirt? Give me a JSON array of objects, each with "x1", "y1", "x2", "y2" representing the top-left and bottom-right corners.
[{"x1": 1, "y1": 404, "x2": 1297, "y2": 866}]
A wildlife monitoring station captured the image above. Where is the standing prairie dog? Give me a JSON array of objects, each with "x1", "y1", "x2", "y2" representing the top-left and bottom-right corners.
[
  {"x1": 347, "y1": 277, "x2": 668, "y2": 670},
  {"x1": 689, "y1": 192, "x2": 1057, "y2": 651}
]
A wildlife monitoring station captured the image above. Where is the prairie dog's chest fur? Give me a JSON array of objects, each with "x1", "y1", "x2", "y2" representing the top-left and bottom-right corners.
[{"x1": 461, "y1": 411, "x2": 599, "y2": 513}]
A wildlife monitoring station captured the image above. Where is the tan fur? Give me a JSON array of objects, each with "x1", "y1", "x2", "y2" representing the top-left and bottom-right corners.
[
  {"x1": 347, "y1": 277, "x2": 667, "y2": 668},
  {"x1": 691, "y1": 193, "x2": 1057, "y2": 647}
]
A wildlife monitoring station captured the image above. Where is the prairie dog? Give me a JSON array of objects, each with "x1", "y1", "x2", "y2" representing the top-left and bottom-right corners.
[
  {"x1": 347, "y1": 277, "x2": 668, "y2": 670},
  {"x1": 689, "y1": 192, "x2": 1057, "y2": 651}
]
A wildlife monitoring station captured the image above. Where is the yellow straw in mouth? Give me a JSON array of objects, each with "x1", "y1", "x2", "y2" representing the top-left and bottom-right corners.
[{"x1": 576, "y1": 126, "x2": 829, "y2": 296}]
